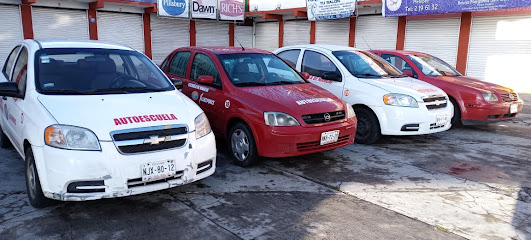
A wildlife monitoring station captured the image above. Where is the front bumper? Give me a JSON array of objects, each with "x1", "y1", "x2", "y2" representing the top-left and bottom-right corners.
[
  {"x1": 462, "y1": 100, "x2": 524, "y2": 124},
  {"x1": 32, "y1": 132, "x2": 216, "y2": 201},
  {"x1": 254, "y1": 118, "x2": 357, "y2": 158},
  {"x1": 373, "y1": 104, "x2": 453, "y2": 136}
]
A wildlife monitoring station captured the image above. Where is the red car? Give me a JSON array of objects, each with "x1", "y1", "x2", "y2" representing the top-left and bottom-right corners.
[
  {"x1": 160, "y1": 47, "x2": 357, "y2": 166},
  {"x1": 370, "y1": 50, "x2": 524, "y2": 126}
]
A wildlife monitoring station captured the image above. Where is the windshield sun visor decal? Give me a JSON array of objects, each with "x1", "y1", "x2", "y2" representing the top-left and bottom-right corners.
[
  {"x1": 296, "y1": 98, "x2": 334, "y2": 106},
  {"x1": 114, "y1": 114, "x2": 178, "y2": 125}
]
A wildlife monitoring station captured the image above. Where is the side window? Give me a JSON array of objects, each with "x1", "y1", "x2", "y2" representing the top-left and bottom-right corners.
[
  {"x1": 302, "y1": 50, "x2": 341, "y2": 81},
  {"x1": 381, "y1": 54, "x2": 416, "y2": 74},
  {"x1": 190, "y1": 53, "x2": 221, "y2": 87},
  {"x1": 11, "y1": 47, "x2": 28, "y2": 94},
  {"x1": 277, "y1": 49, "x2": 300, "y2": 68},
  {"x1": 160, "y1": 57, "x2": 169, "y2": 71},
  {"x1": 2, "y1": 46, "x2": 21, "y2": 79},
  {"x1": 168, "y1": 51, "x2": 191, "y2": 78}
]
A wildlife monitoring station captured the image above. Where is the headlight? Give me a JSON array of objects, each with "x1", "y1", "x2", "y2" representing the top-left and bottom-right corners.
[
  {"x1": 264, "y1": 112, "x2": 300, "y2": 126},
  {"x1": 383, "y1": 93, "x2": 419, "y2": 108},
  {"x1": 44, "y1": 125, "x2": 100, "y2": 151},
  {"x1": 346, "y1": 104, "x2": 356, "y2": 119},
  {"x1": 481, "y1": 92, "x2": 499, "y2": 102},
  {"x1": 194, "y1": 113, "x2": 212, "y2": 139}
]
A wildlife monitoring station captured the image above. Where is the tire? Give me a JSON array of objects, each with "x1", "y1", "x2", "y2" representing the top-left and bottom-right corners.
[
  {"x1": 228, "y1": 122, "x2": 259, "y2": 167},
  {"x1": 0, "y1": 125, "x2": 11, "y2": 148},
  {"x1": 449, "y1": 98, "x2": 463, "y2": 128},
  {"x1": 25, "y1": 147, "x2": 54, "y2": 208},
  {"x1": 354, "y1": 107, "x2": 381, "y2": 144}
]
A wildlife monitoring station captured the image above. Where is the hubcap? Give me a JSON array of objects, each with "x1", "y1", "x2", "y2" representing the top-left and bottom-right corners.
[
  {"x1": 231, "y1": 129, "x2": 250, "y2": 161},
  {"x1": 356, "y1": 114, "x2": 371, "y2": 138},
  {"x1": 27, "y1": 161, "x2": 37, "y2": 199}
]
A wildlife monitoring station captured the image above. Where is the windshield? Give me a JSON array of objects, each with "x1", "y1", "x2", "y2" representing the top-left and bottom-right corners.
[
  {"x1": 35, "y1": 48, "x2": 174, "y2": 95},
  {"x1": 332, "y1": 51, "x2": 405, "y2": 78},
  {"x1": 218, "y1": 53, "x2": 306, "y2": 87},
  {"x1": 407, "y1": 54, "x2": 461, "y2": 77}
]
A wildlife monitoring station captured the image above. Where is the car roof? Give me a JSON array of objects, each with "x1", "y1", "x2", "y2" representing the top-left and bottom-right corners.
[
  {"x1": 177, "y1": 46, "x2": 271, "y2": 55},
  {"x1": 370, "y1": 49, "x2": 431, "y2": 56},
  {"x1": 279, "y1": 44, "x2": 363, "y2": 52},
  {"x1": 28, "y1": 39, "x2": 134, "y2": 51}
]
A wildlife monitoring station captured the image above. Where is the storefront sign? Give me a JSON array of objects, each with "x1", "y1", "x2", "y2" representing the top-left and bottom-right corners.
[
  {"x1": 383, "y1": 0, "x2": 531, "y2": 17},
  {"x1": 249, "y1": 0, "x2": 306, "y2": 12},
  {"x1": 192, "y1": 0, "x2": 217, "y2": 19},
  {"x1": 219, "y1": 0, "x2": 244, "y2": 20},
  {"x1": 158, "y1": 0, "x2": 189, "y2": 18},
  {"x1": 307, "y1": 0, "x2": 355, "y2": 20}
]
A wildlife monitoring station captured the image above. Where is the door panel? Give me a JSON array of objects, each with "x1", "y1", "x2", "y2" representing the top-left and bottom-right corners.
[{"x1": 301, "y1": 49, "x2": 346, "y2": 99}]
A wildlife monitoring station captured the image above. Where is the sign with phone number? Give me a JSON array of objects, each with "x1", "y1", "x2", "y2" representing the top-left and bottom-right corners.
[{"x1": 383, "y1": 0, "x2": 531, "y2": 17}]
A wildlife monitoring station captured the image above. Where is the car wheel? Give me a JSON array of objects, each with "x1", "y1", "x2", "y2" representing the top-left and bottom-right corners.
[
  {"x1": 0, "y1": 125, "x2": 11, "y2": 148},
  {"x1": 228, "y1": 122, "x2": 259, "y2": 167},
  {"x1": 25, "y1": 147, "x2": 54, "y2": 208},
  {"x1": 354, "y1": 107, "x2": 381, "y2": 144},
  {"x1": 449, "y1": 98, "x2": 463, "y2": 128}
]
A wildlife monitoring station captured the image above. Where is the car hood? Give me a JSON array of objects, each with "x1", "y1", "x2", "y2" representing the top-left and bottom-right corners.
[
  {"x1": 434, "y1": 75, "x2": 515, "y2": 94},
  {"x1": 37, "y1": 91, "x2": 200, "y2": 141},
  {"x1": 234, "y1": 83, "x2": 345, "y2": 115},
  {"x1": 359, "y1": 77, "x2": 446, "y2": 99}
]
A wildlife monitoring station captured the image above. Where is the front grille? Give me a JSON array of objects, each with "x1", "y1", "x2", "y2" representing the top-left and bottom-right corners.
[
  {"x1": 500, "y1": 92, "x2": 518, "y2": 102},
  {"x1": 302, "y1": 110, "x2": 345, "y2": 124},
  {"x1": 127, "y1": 170, "x2": 184, "y2": 188},
  {"x1": 423, "y1": 96, "x2": 447, "y2": 110},
  {"x1": 111, "y1": 125, "x2": 188, "y2": 154},
  {"x1": 296, "y1": 135, "x2": 350, "y2": 152}
]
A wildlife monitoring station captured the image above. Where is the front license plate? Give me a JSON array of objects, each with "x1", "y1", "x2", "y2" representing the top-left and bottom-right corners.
[
  {"x1": 436, "y1": 114, "x2": 447, "y2": 126},
  {"x1": 141, "y1": 160, "x2": 176, "y2": 182},
  {"x1": 320, "y1": 130, "x2": 340, "y2": 145},
  {"x1": 510, "y1": 104, "x2": 518, "y2": 114}
]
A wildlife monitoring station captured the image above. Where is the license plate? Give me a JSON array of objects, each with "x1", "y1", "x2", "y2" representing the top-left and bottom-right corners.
[
  {"x1": 510, "y1": 104, "x2": 518, "y2": 114},
  {"x1": 141, "y1": 160, "x2": 176, "y2": 182},
  {"x1": 320, "y1": 130, "x2": 340, "y2": 145},
  {"x1": 436, "y1": 114, "x2": 447, "y2": 126}
]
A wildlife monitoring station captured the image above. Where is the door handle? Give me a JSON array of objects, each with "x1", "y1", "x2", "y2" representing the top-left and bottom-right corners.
[{"x1": 1, "y1": 96, "x2": 6, "y2": 100}]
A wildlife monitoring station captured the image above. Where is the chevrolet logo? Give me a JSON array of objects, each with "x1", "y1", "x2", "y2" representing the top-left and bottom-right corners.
[
  {"x1": 144, "y1": 135, "x2": 166, "y2": 145},
  {"x1": 324, "y1": 113, "x2": 331, "y2": 122}
]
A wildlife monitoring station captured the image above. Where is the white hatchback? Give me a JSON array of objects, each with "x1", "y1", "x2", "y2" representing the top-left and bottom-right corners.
[
  {"x1": 274, "y1": 45, "x2": 453, "y2": 144},
  {"x1": 0, "y1": 40, "x2": 216, "y2": 207}
]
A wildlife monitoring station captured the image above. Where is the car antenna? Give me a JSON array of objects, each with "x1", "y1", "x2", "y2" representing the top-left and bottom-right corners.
[
  {"x1": 361, "y1": 36, "x2": 372, "y2": 50},
  {"x1": 234, "y1": 34, "x2": 245, "y2": 51}
]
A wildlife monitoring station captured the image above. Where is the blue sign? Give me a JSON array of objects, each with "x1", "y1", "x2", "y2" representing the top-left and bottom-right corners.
[
  {"x1": 383, "y1": 0, "x2": 531, "y2": 17},
  {"x1": 158, "y1": 0, "x2": 189, "y2": 18}
]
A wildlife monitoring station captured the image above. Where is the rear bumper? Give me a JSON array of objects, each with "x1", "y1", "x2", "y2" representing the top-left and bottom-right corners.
[
  {"x1": 254, "y1": 118, "x2": 357, "y2": 158},
  {"x1": 462, "y1": 100, "x2": 524, "y2": 124}
]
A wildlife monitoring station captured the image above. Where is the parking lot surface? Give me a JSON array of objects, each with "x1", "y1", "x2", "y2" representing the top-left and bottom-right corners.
[{"x1": 0, "y1": 95, "x2": 529, "y2": 240}]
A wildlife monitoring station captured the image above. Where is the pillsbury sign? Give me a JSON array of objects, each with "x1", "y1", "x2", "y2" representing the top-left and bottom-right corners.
[{"x1": 158, "y1": 0, "x2": 189, "y2": 18}]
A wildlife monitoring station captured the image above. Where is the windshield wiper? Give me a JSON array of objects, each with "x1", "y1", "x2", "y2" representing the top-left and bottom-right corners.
[
  {"x1": 355, "y1": 73, "x2": 383, "y2": 78},
  {"x1": 268, "y1": 81, "x2": 300, "y2": 85},
  {"x1": 39, "y1": 89, "x2": 90, "y2": 95},
  {"x1": 234, "y1": 82, "x2": 267, "y2": 87},
  {"x1": 92, "y1": 86, "x2": 165, "y2": 93}
]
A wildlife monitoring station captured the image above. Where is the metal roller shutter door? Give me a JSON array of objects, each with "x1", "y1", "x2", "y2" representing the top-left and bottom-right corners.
[
  {"x1": 467, "y1": 15, "x2": 531, "y2": 92},
  {"x1": 0, "y1": 5, "x2": 23, "y2": 64},
  {"x1": 255, "y1": 21, "x2": 278, "y2": 51},
  {"x1": 196, "y1": 21, "x2": 229, "y2": 46},
  {"x1": 315, "y1": 18, "x2": 350, "y2": 46},
  {"x1": 235, "y1": 25, "x2": 253, "y2": 48},
  {"x1": 151, "y1": 15, "x2": 189, "y2": 64},
  {"x1": 355, "y1": 15, "x2": 397, "y2": 50},
  {"x1": 97, "y1": 11, "x2": 144, "y2": 52},
  {"x1": 405, "y1": 18, "x2": 461, "y2": 66},
  {"x1": 283, "y1": 20, "x2": 310, "y2": 47},
  {"x1": 33, "y1": 7, "x2": 89, "y2": 40}
]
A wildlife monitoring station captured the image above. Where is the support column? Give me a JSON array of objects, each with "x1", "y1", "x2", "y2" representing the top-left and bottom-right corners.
[
  {"x1": 456, "y1": 12, "x2": 472, "y2": 74},
  {"x1": 310, "y1": 21, "x2": 316, "y2": 44},
  {"x1": 143, "y1": 13, "x2": 152, "y2": 58},
  {"x1": 396, "y1": 16, "x2": 406, "y2": 50},
  {"x1": 88, "y1": 9, "x2": 98, "y2": 40},
  {"x1": 348, "y1": 16, "x2": 356, "y2": 47},
  {"x1": 190, "y1": 20, "x2": 196, "y2": 46},
  {"x1": 229, "y1": 22, "x2": 235, "y2": 46},
  {"x1": 278, "y1": 18, "x2": 284, "y2": 48},
  {"x1": 20, "y1": 4, "x2": 34, "y2": 39}
]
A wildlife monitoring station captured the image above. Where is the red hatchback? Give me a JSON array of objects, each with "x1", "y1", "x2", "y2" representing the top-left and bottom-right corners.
[
  {"x1": 160, "y1": 47, "x2": 357, "y2": 166},
  {"x1": 371, "y1": 50, "x2": 524, "y2": 126}
]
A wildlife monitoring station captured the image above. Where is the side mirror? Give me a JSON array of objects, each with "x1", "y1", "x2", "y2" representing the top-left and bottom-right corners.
[
  {"x1": 402, "y1": 70, "x2": 416, "y2": 78},
  {"x1": 170, "y1": 78, "x2": 183, "y2": 90},
  {"x1": 0, "y1": 82, "x2": 21, "y2": 98},
  {"x1": 322, "y1": 71, "x2": 342, "y2": 81},
  {"x1": 197, "y1": 75, "x2": 214, "y2": 85},
  {"x1": 301, "y1": 72, "x2": 310, "y2": 80}
]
